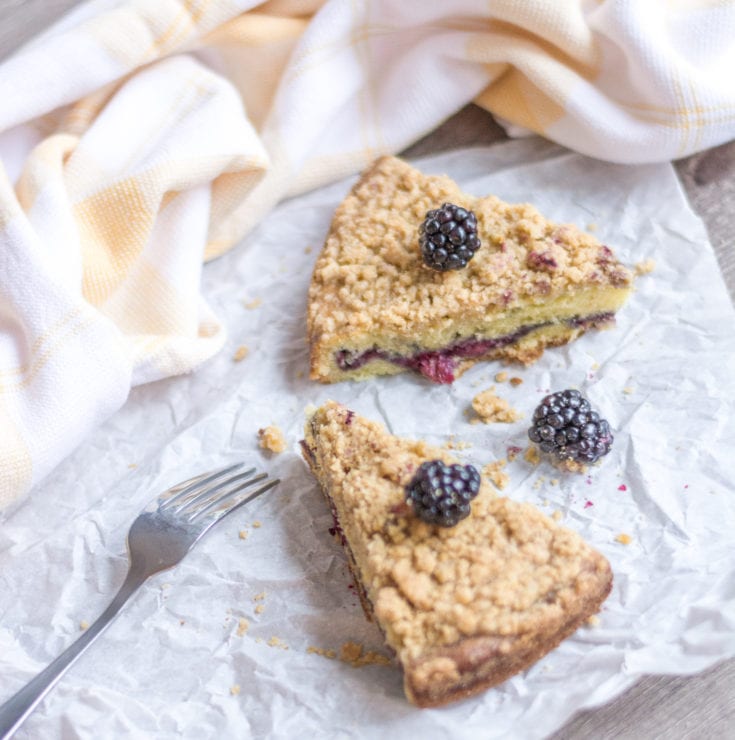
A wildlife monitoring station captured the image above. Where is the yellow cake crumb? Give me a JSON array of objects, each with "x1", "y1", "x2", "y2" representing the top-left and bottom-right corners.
[
  {"x1": 339, "y1": 641, "x2": 391, "y2": 667},
  {"x1": 258, "y1": 425, "x2": 286, "y2": 454},
  {"x1": 307, "y1": 646, "x2": 337, "y2": 659},
  {"x1": 127, "y1": 463, "x2": 137, "y2": 469},
  {"x1": 252, "y1": 520, "x2": 262, "y2": 528},
  {"x1": 304, "y1": 246, "x2": 313, "y2": 254},
  {"x1": 634, "y1": 259, "x2": 655, "y2": 276},
  {"x1": 494, "y1": 371, "x2": 508, "y2": 383},
  {"x1": 445, "y1": 437, "x2": 472, "y2": 450},
  {"x1": 268, "y1": 636, "x2": 288, "y2": 650},
  {"x1": 551, "y1": 510, "x2": 563, "y2": 522},
  {"x1": 80, "y1": 620, "x2": 89, "y2": 630},
  {"x1": 586, "y1": 614, "x2": 601, "y2": 627},
  {"x1": 230, "y1": 684, "x2": 241, "y2": 696},
  {"x1": 236, "y1": 618, "x2": 249, "y2": 636},
  {"x1": 482, "y1": 460, "x2": 509, "y2": 491},
  {"x1": 233, "y1": 345, "x2": 249, "y2": 362},
  {"x1": 243, "y1": 297, "x2": 262, "y2": 309},
  {"x1": 615, "y1": 533, "x2": 633, "y2": 545},
  {"x1": 471, "y1": 389, "x2": 521, "y2": 424},
  {"x1": 255, "y1": 604, "x2": 265, "y2": 614},
  {"x1": 239, "y1": 529, "x2": 248, "y2": 540},
  {"x1": 587, "y1": 222, "x2": 598, "y2": 232},
  {"x1": 509, "y1": 377, "x2": 523, "y2": 387},
  {"x1": 254, "y1": 592, "x2": 266, "y2": 601},
  {"x1": 623, "y1": 386, "x2": 634, "y2": 395},
  {"x1": 524, "y1": 446, "x2": 541, "y2": 465}
]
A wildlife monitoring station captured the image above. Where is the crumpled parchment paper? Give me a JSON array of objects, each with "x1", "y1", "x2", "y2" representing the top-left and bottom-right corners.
[{"x1": 2, "y1": 139, "x2": 734, "y2": 740}]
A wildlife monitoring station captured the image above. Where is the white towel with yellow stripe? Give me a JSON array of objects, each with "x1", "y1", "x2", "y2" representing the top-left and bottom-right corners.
[{"x1": 1, "y1": 0, "x2": 734, "y2": 508}]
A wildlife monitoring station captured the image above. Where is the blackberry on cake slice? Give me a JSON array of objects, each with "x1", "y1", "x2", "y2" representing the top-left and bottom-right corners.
[
  {"x1": 307, "y1": 156, "x2": 633, "y2": 384},
  {"x1": 301, "y1": 401, "x2": 612, "y2": 708}
]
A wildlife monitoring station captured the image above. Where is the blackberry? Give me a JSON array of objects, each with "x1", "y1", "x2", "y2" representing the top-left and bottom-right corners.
[
  {"x1": 419, "y1": 202, "x2": 481, "y2": 271},
  {"x1": 528, "y1": 389, "x2": 613, "y2": 466},
  {"x1": 405, "y1": 460, "x2": 481, "y2": 527}
]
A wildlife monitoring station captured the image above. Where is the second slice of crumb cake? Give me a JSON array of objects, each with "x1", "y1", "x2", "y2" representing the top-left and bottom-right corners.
[
  {"x1": 301, "y1": 401, "x2": 612, "y2": 707},
  {"x1": 307, "y1": 156, "x2": 632, "y2": 384}
]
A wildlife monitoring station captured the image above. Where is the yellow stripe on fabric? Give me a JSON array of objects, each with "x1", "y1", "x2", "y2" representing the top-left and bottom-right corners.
[
  {"x1": 0, "y1": 408, "x2": 33, "y2": 509},
  {"x1": 75, "y1": 177, "x2": 155, "y2": 306}
]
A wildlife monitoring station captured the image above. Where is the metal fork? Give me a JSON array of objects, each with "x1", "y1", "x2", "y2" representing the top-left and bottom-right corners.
[{"x1": 0, "y1": 463, "x2": 279, "y2": 739}]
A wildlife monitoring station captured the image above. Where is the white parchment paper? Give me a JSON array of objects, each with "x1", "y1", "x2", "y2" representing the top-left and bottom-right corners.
[{"x1": 2, "y1": 140, "x2": 735, "y2": 740}]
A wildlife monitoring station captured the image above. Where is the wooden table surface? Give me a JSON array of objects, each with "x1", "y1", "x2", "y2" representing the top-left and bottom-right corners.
[{"x1": 1, "y1": 3, "x2": 733, "y2": 738}]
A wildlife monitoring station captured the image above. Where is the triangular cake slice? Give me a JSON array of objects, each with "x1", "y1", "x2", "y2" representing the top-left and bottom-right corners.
[
  {"x1": 307, "y1": 156, "x2": 633, "y2": 384},
  {"x1": 301, "y1": 401, "x2": 612, "y2": 707}
]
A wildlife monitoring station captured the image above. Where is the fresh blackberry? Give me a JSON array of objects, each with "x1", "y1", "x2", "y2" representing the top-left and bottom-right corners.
[
  {"x1": 405, "y1": 460, "x2": 481, "y2": 527},
  {"x1": 528, "y1": 390, "x2": 613, "y2": 466},
  {"x1": 419, "y1": 202, "x2": 481, "y2": 271}
]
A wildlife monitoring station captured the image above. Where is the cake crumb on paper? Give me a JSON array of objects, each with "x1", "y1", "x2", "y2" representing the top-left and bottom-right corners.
[
  {"x1": 524, "y1": 446, "x2": 541, "y2": 465},
  {"x1": 230, "y1": 684, "x2": 241, "y2": 696},
  {"x1": 509, "y1": 376, "x2": 523, "y2": 387},
  {"x1": 445, "y1": 436, "x2": 472, "y2": 450},
  {"x1": 127, "y1": 463, "x2": 137, "y2": 469},
  {"x1": 494, "y1": 371, "x2": 508, "y2": 383},
  {"x1": 258, "y1": 425, "x2": 286, "y2": 454},
  {"x1": 472, "y1": 389, "x2": 521, "y2": 424},
  {"x1": 483, "y1": 460, "x2": 509, "y2": 491},
  {"x1": 586, "y1": 614, "x2": 601, "y2": 627},
  {"x1": 236, "y1": 618, "x2": 249, "y2": 636},
  {"x1": 307, "y1": 646, "x2": 337, "y2": 659},
  {"x1": 233, "y1": 345, "x2": 249, "y2": 362},
  {"x1": 255, "y1": 604, "x2": 265, "y2": 615},
  {"x1": 623, "y1": 386, "x2": 634, "y2": 395},
  {"x1": 238, "y1": 529, "x2": 248, "y2": 540},
  {"x1": 267, "y1": 636, "x2": 288, "y2": 650},
  {"x1": 243, "y1": 297, "x2": 262, "y2": 309},
  {"x1": 634, "y1": 259, "x2": 655, "y2": 276},
  {"x1": 252, "y1": 521, "x2": 262, "y2": 528},
  {"x1": 80, "y1": 620, "x2": 89, "y2": 630},
  {"x1": 254, "y1": 592, "x2": 266, "y2": 601},
  {"x1": 551, "y1": 510, "x2": 563, "y2": 522},
  {"x1": 339, "y1": 641, "x2": 391, "y2": 667},
  {"x1": 615, "y1": 533, "x2": 633, "y2": 545},
  {"x1": 587, "y1": 222, "x2": 598, "y2": 232}
]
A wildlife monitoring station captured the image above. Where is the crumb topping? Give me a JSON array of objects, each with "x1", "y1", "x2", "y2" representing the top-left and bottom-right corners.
[
  {"x1": 308, "y1": 156, "x2": 632, "y2": 358},
  {"x1": 482, "y1": 460, "x2": 510, "y2": 490},
  {"x1": 472, "y1": 388, "x2": 521, "y2": 423},
  {"x1": 303, "y1": 402, "x2": 611, "y2": 671},
  {"x1": 258, "y1": 425, "x2": 286, "y2": 454}
]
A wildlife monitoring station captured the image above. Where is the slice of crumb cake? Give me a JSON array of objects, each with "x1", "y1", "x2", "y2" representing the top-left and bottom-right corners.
[
  {"x1": 307, "y1": 156, "x2": 632, "y2": 384},
  {"x1": 301, "y1": 401, "x2": 612, "y2": 707}
]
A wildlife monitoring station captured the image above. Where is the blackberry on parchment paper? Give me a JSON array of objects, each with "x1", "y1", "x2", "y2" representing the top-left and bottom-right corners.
[
  {"x1": 405, "y1": 460, "x2": 481, "y2": 527},
  {"x1": 528, "y1": 390, "x2": 613, "y2": 468},
  {"x1": 419, "y1": 203, "x2": 481, "y2": 271}
]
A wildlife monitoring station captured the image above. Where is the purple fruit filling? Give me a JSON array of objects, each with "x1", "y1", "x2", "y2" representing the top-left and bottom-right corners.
[{"x1": 335, "y1": 312, "x2": 614, "y2": 384}]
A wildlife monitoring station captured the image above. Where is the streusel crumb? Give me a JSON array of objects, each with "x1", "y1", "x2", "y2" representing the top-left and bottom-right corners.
[
  {"x1": 472, "y1": 389, "x2": 521, "y2": 423},
  {"x1": 236, "y1": 618, "x2": 249, "y2": 636},
  {"x1": 233, "y1": 345, "x2": 249, "y2": 362},
  {"x1": 258, "y1": 425, "x2": 286, "y2": 454},
  {"x1": 615, "y1": 533, "x2": 633, "y2": 545},
  {"x1": 307, "y1": 646, "x2": 337, "y2": 659},
  {"x1": 524, "y1": 446, "x2": 541, "y2": 465},
  {"x1": 482, "y1": 460, "x2": 509, "y2": 490},
  {"x1": 495, "y1": 371, "x2": 508, "y2": 383},
  {"x1": 230, "y1": 685, "x2": 241, "y2": 695},
  {"x1": 634, "y1": 259, "x2": 655, "y2": 276}
]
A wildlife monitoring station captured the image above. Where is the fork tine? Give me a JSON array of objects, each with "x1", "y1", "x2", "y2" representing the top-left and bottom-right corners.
[
  {"x1": 172, "y1": 469, "x2": 263, "y2": 516},
  {"x1": 188, "y1": 476, "x2": 279, "y2": 523},
  {"x1": 158, "y1": 463, "x2": 246, "y2": 511}
]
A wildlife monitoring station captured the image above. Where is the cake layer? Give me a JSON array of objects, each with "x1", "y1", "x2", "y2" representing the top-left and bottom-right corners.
[
  {"x1": 302, "y1": 401, "x2": 613, "y2": 707},
  {"x1": 308, "y1": 156, "x2": 633, "y2": 383}
]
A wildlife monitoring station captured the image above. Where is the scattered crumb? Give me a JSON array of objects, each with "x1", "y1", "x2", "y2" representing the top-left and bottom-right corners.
[
  {"x1": 304, "y1": 246, "x2": 313, "y2": 254},
  {"x1": 524, "y1": 446, "x2": 541, "y2": 465},
  {"x1": 297, "y1": 370, "x2": 305, "y2": 379},
  {"x1": 339, "y1": 641, "x2": 391, "y2": 667},
  {"x1": 255, "y1": 604, "x2": 265, "y2": 615},
  {"x1": 267, "y1": 636, "x2": 288, "y2": 650},
  {"x1": 179, "y1": 619, "x2": 185, "y2": 625},
  {"x1": 590, "y1": 362, "x2": 600, "y2": 371},
  {"x1": 233, "y1": 345, "x2": 249, "y2": 362},
  {"x1": 127, "y1": 463, "x2": 137, "y2": 469},
  {"x1": 532, "y1": 476, "x2": 545, "y2": 490},
  {"x1": 445, "y1": 436, "x2": 472, "y2": 450},
  {"x1": 254, "y1": 592, "x2": 266, "y2": 601},
  {"x1": 80, "y1": 620, "x2": 89, "y2": 630},
  {"x1": 482, "y1": 460, "x2": 509, "y2": 491},
  {"x1": 551, "y1": 510, "x2": 563, "y2": 522},
  {"x1": 236, "y1": 618, "x2": 249, "y2": 636},
  {"x1": 243, "y1": 297, "x2": 262, "y2": 309},
  {"x1": 307, "y1": 646, "x2": 337, "y2": 659},
  {"x1": 550, "y1": 478, "x2": 559, "y2": 486},
  {"x1": 623, "y1": 386, "x2": 634, "y2": 395},
  {"x1": 634, "y1": 258, "x2": 655, "y2": 276},
  {"x1": 494, "y1": 371, "x2": 508, "y2": 383},
  {"x1": 615, "y1": 533, "x2": 633, "y2": 545},
  {"x1": 471, "y1": 388, "x2": 521, "y2": 423},
  {"x1": 509, "y1": 377, "x2": 523, "y2": 387},
  {"x1": 506, "y1": 445, "x2": 522, "y2": 462},
  {"x1": 252, "y1": 521, "x2": 262, "y2": 528},
  {"x1": 586, "y1": 614, "x2": 601, "y2": 627},
  {"x1": 587, "y1": 222, "x2": 598, "y2": 232},
  {"x1": 230, "y1": 684, "x2": 241, "y2": 696},
  {"x1": 239, "y1": 530, "x2": 248, "y2": 540},
  {"x1": 541, "y1": 498, "x2": 550, "y2": 506},
  {"x1": 258, "y1": 425, "x2": 286, "y2": 454}
]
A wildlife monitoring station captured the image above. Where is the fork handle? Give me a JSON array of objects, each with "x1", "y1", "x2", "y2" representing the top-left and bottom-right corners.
[{"x1": 0, "y1": 566, "x2": 148, "y2": 739}]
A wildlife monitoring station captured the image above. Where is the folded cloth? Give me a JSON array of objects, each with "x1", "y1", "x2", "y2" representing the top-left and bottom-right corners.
[{"x1": 1, "y1": 0, "x2": 734, "y2": 508}]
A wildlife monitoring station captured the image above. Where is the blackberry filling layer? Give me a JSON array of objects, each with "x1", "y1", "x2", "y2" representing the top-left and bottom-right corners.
[{"x1": 335, "y1": 312, "x2": 614, "y2": 384}]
